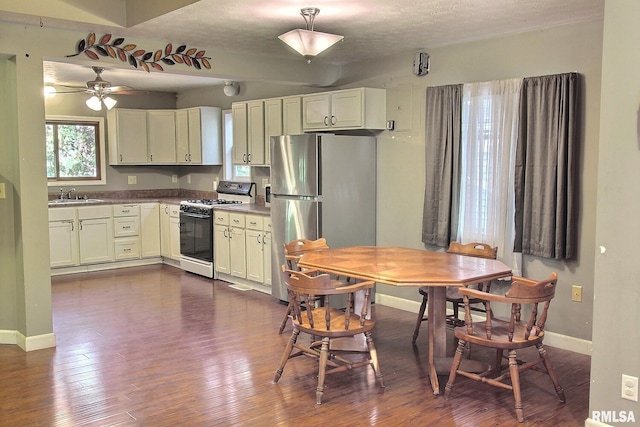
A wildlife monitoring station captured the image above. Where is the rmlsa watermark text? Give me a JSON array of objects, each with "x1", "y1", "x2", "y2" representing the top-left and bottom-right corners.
[{"x1": 591, "y1": 410, "x2": 636, "y2": 423}]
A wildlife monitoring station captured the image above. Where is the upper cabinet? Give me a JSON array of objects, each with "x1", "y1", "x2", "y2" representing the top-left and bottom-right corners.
[
  {"x1": 108, "y1": 107, "x2": 222, "y2": 166},
  {"x1": 147, "y1": 110, "x2": 177, "y2": 164},
  {"x1": 232, "y1": 101, "x2": 266, "y2": 166},
  {"x1": 108, "y1": 109, "x2": 148, "y2": 164},
  {"x1": 176, "y1": 107, "x2": 222, "y2": 165},
  {"x1": 282, "y1": 95, "x2": 303, "y2": 135},
  {"x1": 302, "y1": 87, "x2": 386, "y2": 132},
  {"x1": 264, "y1": 98, "x2": 283, "y2": 166}
]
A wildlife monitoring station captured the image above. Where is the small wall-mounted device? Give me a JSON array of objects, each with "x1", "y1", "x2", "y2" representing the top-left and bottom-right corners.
[
  {"x1": 223, "y1": 81, "x2": 239, "y2": 97},
  {"x1": 386, "y1": 120, "x2": 395, "y2": 131},
  {"x1": 413, "y1": 51, "x2": 430, "y2": 76}
]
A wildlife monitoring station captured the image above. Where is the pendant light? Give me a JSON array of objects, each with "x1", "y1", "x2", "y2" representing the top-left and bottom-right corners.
[{"x1": 278, "y1": 8, "x2": 344, "y2": 63}]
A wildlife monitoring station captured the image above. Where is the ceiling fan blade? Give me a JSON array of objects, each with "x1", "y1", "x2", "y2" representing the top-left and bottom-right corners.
[
  {"x1": 54, "y1": 88, "x2": 90, "y2": 94},
  {"x1": 105, "y1": 88, "x2": 150, "y2": 95}
]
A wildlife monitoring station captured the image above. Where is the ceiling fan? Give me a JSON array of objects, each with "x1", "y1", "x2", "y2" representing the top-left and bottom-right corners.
[{"x1": 52, "y1": 66, "x2": 148, "y2": 111}]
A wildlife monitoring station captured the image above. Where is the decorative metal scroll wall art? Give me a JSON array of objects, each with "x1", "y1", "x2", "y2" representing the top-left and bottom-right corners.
[{"x1": 67, "y1": 33, "x2": 212, "y2": 72}]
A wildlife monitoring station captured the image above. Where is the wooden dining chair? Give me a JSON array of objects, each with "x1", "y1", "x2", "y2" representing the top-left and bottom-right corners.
[
  {"x1": 278, "y1": 238, "x2": 331, "y2": 334},
  {"x1": 274, "y1": 266, "x2": 385, "y2": 404},
  {"x1": 412, "y1": 242, "x2": 498, "y2": 343},
  {"x1": 444, "y1": 272, "x2": 565, "y2": 423}
]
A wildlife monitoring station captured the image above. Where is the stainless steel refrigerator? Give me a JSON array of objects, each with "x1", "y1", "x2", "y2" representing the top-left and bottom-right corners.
[{"x1": 270, "y1": 133, "x2": 376, "y2": 301}]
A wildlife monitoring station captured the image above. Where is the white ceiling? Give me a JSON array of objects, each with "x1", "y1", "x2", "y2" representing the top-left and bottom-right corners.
[{"x1": 1, "y1": 0, "x2": 605, "y2": 93}]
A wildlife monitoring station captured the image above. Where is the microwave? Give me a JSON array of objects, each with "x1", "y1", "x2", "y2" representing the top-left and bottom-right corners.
[{"x1": 265, "y1": 185, "x2": 271, "y2": 207}]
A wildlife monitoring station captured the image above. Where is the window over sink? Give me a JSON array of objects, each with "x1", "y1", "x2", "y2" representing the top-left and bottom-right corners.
[{"x1": 46, "y1": 115, "x2": 106, "y2": 186}]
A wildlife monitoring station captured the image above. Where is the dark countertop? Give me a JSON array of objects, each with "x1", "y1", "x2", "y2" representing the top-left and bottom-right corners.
[{"x1": 48, "y1": 195, "x2": 270, "y2": 216}]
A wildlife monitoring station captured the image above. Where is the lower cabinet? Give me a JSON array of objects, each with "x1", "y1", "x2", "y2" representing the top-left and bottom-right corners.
[
  {"x1": 160, "y1": 203, "x2": 181, "y2": 261},
  {"x1": 113, "y1": 204, "x2": 140, "y2": 260},
  {"x1": 77, "y1": 206, "x2": 114, "y2": 265},
  {"x1": 49, "y1": 208, "x2": 79, "y2": 268},
  {"x1": 140, "y1": 203, "x2": 161, "y2": 258},
  {"x1": 215, "y1": 210, "x2": 271, "y2": 289}
]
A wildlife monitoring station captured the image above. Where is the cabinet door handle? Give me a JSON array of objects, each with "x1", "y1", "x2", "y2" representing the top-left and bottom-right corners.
[
  {"x1": 150, "y1": 154, "x2": 153, "y2": 161},
  {"x1": 243, "y1": 153, "x2": 247, "y2": 163},
  {"x1": 331, "y1": 115, "x2": 336, "y2": 125},
  {"x1": 189, "y1": 153, "x2": 192, "y2": 162},
  {"x1": 247, "y1": 153, "x2": 251, "y2": 163},
  {"x1": 323, "y1": 116, "x2": 329, "y2": 126},
  {"x1": 185, "y1": 153, "x2": 189, "y2": 162},
  {"x1": 257, "y1": 234, "x2": 261, "y2": 244},
  {"x1": 79, "y1": 220, "x2": 83, "y2": 231},
  {"x1": 120, "y1": 154, "x2": 123, "y2": 162}
]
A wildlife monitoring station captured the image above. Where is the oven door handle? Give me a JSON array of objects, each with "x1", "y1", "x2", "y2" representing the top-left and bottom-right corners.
[{"x1": 180, "y1": 212, "x2": 212, "y2": 219}]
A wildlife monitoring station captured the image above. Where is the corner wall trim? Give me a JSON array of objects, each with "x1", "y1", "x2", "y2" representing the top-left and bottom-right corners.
[{"x1": 0, "y1": 330, "x2": 56, "y2": 351}]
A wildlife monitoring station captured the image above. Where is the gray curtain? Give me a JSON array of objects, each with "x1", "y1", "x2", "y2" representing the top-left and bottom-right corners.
[
  {"x1": 421, "y1": 84, "x2": 462, "y2": 247},
  {"x1": 514, "y1": 72, "x2": 578, "y2": 259}
]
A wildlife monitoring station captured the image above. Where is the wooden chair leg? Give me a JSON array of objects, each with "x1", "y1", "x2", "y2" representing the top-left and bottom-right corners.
[
  {"x1": 412, "y1": 294, "x2": 428, "y2": 343},
  {"x1": 536, "y1": 343, "x2": 566, "y2": 402},
  {"x1": 278, "y1": 302, "x2": 293, "y2": 334},
  {"x1": 508, "y1": 349, "x2": 524, "y2": 423},
  {"x1": 274, "y1": 328, "x2": 300, "y2": 383},
  {"x1": 365, "y1": 331, "x2": 385, "y2": 389},
  {"x1": 316, "y1": 337, "x2": 330, "y2": 404},
  {"x1": 444, "y1": 339, "x2": 467, "y2": 399},
  {"x1": 495, "y1": 349, "x2": 504, "y2": 376}
]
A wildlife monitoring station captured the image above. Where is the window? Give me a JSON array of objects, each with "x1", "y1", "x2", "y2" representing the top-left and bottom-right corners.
[
  {"x1": 46, "y1": 115, "x2": 106, "y2": 186},
  {"x1": 221, "y1": 109, "x2": 250, "y2": 181}
]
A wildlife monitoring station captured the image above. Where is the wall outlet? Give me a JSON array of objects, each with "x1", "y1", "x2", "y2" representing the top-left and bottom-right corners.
[
  {"x1": 262, "y1": 178, "x2": 269, "y2": 188},
  {"x1": 622, "y1": 374, "x2": 639, "y2": 402},
  {"x1": 172, "y1": 174, "x2": 178, "y2": 183},
  {"x1": 213, "y1": 180, "x2": 218, "y2": 191},
  {"x1": 571, "y1": 285, "x2": 582, "y2": 302},
  {"x1": 127, "y1": 176, "x2": 137, "y2": 185}
]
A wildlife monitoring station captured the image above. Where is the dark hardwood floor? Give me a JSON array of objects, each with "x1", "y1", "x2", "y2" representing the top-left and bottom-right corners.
[{"x1": 0, "y1": 265, "x2": 590, "y2": 426}]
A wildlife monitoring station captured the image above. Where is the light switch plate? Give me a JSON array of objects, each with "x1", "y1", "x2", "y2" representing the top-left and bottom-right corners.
[{"x1": 128, "y1": 176, "x2": 137, "y2": 185}]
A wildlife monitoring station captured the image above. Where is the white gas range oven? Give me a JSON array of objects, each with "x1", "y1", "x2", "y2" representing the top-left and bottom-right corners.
[{"x1": 179, "y1": 181, "x2": 255, "y2": 278}]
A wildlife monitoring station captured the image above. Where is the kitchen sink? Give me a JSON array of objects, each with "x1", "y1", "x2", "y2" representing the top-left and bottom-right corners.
[{"x1": 48, "y1": 199, "x2": 103, "y2": 205}]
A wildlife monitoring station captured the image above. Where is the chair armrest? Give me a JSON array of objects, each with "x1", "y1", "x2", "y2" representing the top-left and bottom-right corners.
[{"x1": 458, "y1": 287, "x2": 509, "y2": 303}]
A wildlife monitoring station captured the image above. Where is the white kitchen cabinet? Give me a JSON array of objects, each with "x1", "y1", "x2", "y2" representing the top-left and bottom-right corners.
[
  {"x1": 77, "y1": 205, "x2": 114, "y2": 264},
  {"x1": 108, "y1": 108, "x2": 148, "y2": 165},
  {"x1": 229, "y1": 213, "x2": 247, "y2": 278},
  {"x1": 214, "y1": 211, "x2": 231, "y2": 274},
  {"x1": 176, "y1": 107, "x2": 222, "y2": 165},
  {"x1": 213, "y1": 210, "x2": 247, "y2": 278},
  {"x1": 113, "y1": 204, "x2": 140, "y2": 260},
  {"x1": 140, "y1": 203, "x2": 161, "y2": 258},
  {"x1": 147, "y1": 110, "x2": 177, "y2": 164},
  {"x1": 160, "y1": 203, "x2": 181, "y2": 261},
  {"x1": 262, "y1": 217, "x2": 272, "y2": 287},
  {"x1": 282, "y1": 95, "x2": 303, "y2": 135},
  {"x1": 302, "y1": 87, "x2": 387, "y2": 131},
  {"x1": 245, "y1": 215, "x2": 264, "y2": 283},
  {"x1": 263, "y1": 98, "x2": 283, "y2": 165},
  {"x1": 232, "y1": 101, "x2": 265, "y2": 165},
  {"x1": 48, "y1": 207, "x2": 79, "y2": 268}
]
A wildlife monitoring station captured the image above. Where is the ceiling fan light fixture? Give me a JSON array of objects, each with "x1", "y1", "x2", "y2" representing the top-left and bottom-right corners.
[
  {"x1": 86, "y1": 95, "x2": 102, "y2": 111},
  {"x1": 103, "y1": 96, "x2": 117, "y2": 110},
  {"x1": 278, "y1": 8, "x2": 343, "y2": 63}
]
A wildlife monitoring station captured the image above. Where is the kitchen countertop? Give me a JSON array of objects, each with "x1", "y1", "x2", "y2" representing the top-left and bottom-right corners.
[{"x1": 48, "y1": 196, "x2": 270, "y2": 216}]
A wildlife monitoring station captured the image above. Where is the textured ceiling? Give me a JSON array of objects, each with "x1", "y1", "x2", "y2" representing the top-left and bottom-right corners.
[{"x1": 1, "y1": 0, "x2": 604, "y2": 92}]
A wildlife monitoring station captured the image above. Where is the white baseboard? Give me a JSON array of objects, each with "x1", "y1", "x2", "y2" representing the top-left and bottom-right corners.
[
  {"x1": 374, "y1": 293, "x2": 592, "y2": 356},
  {"x1": 585, "y1": 419, "x2": 612, "y2": 427},
  {"x1": 0, "y1": 330, "x2": 56, "y2": 351},
  {"x1": 50, "y1": 257, "x2": 163, "y2": 276}
]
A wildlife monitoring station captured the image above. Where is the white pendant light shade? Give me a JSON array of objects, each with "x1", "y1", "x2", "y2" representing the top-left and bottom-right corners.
[
  {"x1": 86, "y1": 96, "x2": 102, "y2": 111},
  {"x1": 278, "y1": 8, "x2": 343, "y2": 62},
  {"x1": 103, "y1": 96, "x2": 117, "y2": 110},
  {"x1": 278, "y1": 29, "x2": 343, "y2": 60}
]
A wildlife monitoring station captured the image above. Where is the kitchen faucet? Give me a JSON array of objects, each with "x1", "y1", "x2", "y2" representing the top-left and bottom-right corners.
[
  {"x1": 66, "y1": 188, "x2": 76, "y2": 199},
  {"x1": 59, "y1": 188, "x2": 64, "y2": 200}
]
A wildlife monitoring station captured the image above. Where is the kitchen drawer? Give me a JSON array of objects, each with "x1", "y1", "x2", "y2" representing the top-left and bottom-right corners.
[
  {"x1": 49, "y1": 207, "x2": 76, "y2": 221},
  {"x1": 214, "y1": 210, "x2": 230, "y2": 226},
  {"x1": 114, "y1": 216, "x2": 140, "y2": 237},
  {"x1": 230, "y1": 213, "x2": 245, "y2": 228},
  {"x1": 78, "y1": 205, "x2": 112, "y2": 220},
  {"x1": 263, "y1": 217, "x2": 271, "y2": 232},
  {"x1": 245, "y1": 215, "x2": 263, "y2": 230},
  {"x1": 113, "y1": 204, "x2": 140, "y2": 217},
  {"x1": 114, "y1": 237, "x2": 140, "y2": 260}
]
